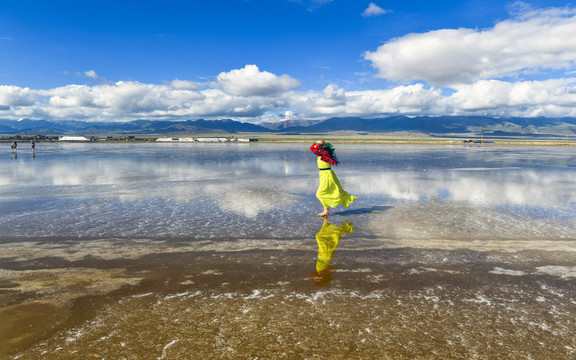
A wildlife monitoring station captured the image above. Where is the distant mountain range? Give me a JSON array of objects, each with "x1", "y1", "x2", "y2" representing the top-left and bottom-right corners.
[{"x1": 2, "y1": 116, "x2": 576, "y2": 138}]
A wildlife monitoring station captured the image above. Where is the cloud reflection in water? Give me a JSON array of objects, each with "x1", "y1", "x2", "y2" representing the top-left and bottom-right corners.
[
  {"x1": 1, "y1": 144, "x2": 574, "y2": 241},
  {"x1": 346, "y1": 168, "x2": 575, "y2": 209}
]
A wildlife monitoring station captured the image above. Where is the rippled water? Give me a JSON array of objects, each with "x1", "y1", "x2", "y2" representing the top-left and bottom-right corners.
[
  {"x1": 1, "y1": 142, "x2": 576, "y2": 359},
  {"x1": 2, "y1": 142, "x2": 575, "y2": 241}
]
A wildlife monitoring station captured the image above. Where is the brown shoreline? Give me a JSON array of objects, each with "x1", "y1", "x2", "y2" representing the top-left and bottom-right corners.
[
  {"x1": 3, "y1": 133, "x2": 576, "y2": 146},
  {"x1": 2, "y1": 242, "x2": 576, "y2": 359}
]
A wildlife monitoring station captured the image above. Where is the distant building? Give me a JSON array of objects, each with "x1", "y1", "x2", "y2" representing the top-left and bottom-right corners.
[
  {"x1": 156, "y1": 137, "x2": 198, "y2": 142},
  {"x1": 155, "y1": 137, "x2": 257, "y2": 143},
  {"x1": 59, "y1": 136, "x2": 90, "y2": 141},
  {"x1": 195, "y1": 137, "x2": 227, "y2": 142}
]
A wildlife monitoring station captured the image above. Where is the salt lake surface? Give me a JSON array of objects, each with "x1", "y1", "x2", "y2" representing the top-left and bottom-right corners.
[{"x1": 1, "y1": 142, "x2": 576, "y2": 359}]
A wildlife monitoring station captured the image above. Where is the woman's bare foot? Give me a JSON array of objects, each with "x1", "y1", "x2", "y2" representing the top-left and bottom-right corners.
[{"x1": 317, "y1": 208, "x2": 330, "y2": 217}]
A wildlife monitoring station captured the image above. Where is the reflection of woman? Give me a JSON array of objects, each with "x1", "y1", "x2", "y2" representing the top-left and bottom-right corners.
[
  {"x1": 310, "y1": 140, "x2": 356, "y2": 217},
  {"x1": 309, "y1": 219, "x2": 356, "y2": 288}
]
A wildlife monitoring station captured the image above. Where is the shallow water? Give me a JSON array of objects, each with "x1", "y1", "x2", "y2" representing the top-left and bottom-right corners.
[
  {"x1": 2, "y1": 143, "x2": 575, "y2": 241},
  {"x1": 1, "y1": 143, "x2": 576, "y2": 359}
]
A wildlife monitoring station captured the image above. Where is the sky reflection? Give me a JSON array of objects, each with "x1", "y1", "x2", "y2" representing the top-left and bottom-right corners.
[
  {"x1": 346, "y1": 168, "x2": 575, "y2": 208},
  {"x1": 1, "y1": 143, "x2": 574, "y2": 240}
]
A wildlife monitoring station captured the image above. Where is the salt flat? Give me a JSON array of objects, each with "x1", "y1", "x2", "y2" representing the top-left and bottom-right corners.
[{"x1": 1, "y1": 143, "x2": 575, "y2": 359}]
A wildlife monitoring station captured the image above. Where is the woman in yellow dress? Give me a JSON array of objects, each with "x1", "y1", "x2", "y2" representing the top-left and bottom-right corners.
[{"x1": 310, "y1": 140, "x2": 356, "y2": 217}]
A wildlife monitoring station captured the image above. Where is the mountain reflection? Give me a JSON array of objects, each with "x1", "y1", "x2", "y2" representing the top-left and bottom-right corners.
[{"x1": 310, "y1": 219, "x2": 355, "y2": 288}]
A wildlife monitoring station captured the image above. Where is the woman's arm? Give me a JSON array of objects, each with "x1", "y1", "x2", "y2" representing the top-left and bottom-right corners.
[
  {"x1": 310, "y1": 142, "x2": 324, "y2": 156},
  {"x1": 310, "y1": 142, "x2": 337, "y2": 165}
]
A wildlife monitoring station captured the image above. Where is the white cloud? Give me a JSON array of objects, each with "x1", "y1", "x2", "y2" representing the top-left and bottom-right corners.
[
  {"x1": 449, "y1": 78, "x2": 576, "y2": 117},
  {"x1": 362, "y1": 3, "x2": 388, "y2": 17},
  {"x1": 84, "y1": 70, "x2": 99, "y2": 79},
  {"x1": 0, "y1": 85, "x2": 34, "y2": 107},
  {"x1": 216, "y1": 65, "x2": 300, "y2": 96},
  {"x1": 301, "y1": 0, "x2": 333, "y2": 11},
  {"x1": 284, "y1": 84, "x2": 447, "y2": 117},
  {"x1": 451, "y1": 79, "x2": 576, "y2": 110},
  {"x1": 283, "y1": 110, "x2": 296, "y2": 119},
  {"x1": 2, "y1": 64, "x2": 576, "y2": 122},
  {"x1": 346, "y1": 85, "x2": 447, "y2": 115},
  {"x1": 364, "y1": 5, "x2": 576, "y2": 86},
  {"x1": 170, "y1": 79, "x2": 203, "y2": 90},
  {"x1": 9, "y1": 75, "x2": 293, "y2": 121}
]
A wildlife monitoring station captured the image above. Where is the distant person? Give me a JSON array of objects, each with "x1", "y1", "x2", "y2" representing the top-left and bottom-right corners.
[
  {"x1": 310, "y1": 140, "x2": 356, "y2": 217},
  {"x1": 10, "y1": 141, "x2": 17, "y2": 150},
  {"x1": 31, "y1": 139, "x2": 35, "y2": 150}
]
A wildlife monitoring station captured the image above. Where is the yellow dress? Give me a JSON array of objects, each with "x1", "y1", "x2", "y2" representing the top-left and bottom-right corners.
[{"x1": 316, "y1": 157, "x2": 356, "y2": 209}]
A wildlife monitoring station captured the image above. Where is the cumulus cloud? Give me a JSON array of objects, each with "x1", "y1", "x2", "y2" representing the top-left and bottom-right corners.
[
  {"x1": 282, "y1": 83, "x2": 448, "y2": 118},
  {"x1": 2, "y1": 55, "x2": 576, "y2": 122},
  {"x1": 449, "y1": 78, "x2": 576, "y2": 116},
  {"x1": 362, "y1": 3, "x2": 388, "y2": 17},
  {"x1": 346, "y1": 85, "x2": 447, "y2": 115},
  {"x1": 2, "y1": 77, "x2": 576, "y2": 121},
  {"x1": 364, "y1": 4, "x2": 576, "y2": 86},
  {"x1": 0, "y1": 85, "x2": 34, "y2": 107},
  {"x1": 216, "y1": 65, "x2": 300, "y2": 96},
  {"x1": 1, "y1": 70, "x2": 297, "y2": 121}
]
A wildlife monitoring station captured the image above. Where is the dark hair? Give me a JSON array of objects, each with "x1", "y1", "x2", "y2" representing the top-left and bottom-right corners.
[{"x1": 322, "y1": 144, "x2": 339, "y2": 164}]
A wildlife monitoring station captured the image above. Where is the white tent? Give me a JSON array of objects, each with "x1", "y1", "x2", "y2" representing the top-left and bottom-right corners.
[{"x1": 59, "y1": 136, "x2": 89, "y2": 141}]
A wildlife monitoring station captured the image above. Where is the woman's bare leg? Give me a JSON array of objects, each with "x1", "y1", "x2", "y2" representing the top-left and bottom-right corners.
[{"x1": 318, "y1": 207, "x2": 330, "y2": 217}]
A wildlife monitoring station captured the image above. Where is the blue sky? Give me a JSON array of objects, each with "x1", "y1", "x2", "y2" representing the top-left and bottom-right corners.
[{"x1": 1, "y1": 0, "x2": 576, "y2": 122}]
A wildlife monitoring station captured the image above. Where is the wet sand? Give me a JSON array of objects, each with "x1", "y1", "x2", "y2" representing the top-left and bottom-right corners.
[{"x1": 2, "y1": 238, "x2": 576, "y2": 359}]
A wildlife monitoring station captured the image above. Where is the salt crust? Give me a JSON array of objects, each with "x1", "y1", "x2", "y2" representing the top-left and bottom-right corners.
[
  {"x1": 491, "y1": 266, "x2": 576, "y2": 278},
  {"x1": 535, "y1": 266, "x2": 576, "y2": 279},
  {"x1": 2, "y1": 237, "x2": 576, "y2": 264},
  {"x1": 0, "y1": 268, "x2": 144, "y2": 306}
]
